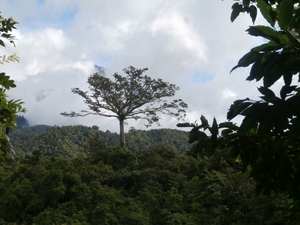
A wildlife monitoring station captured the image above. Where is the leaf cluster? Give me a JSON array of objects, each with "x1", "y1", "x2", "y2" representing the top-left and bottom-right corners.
[
  {"x1": 180, "y1": 0, "x2": 300, "y2": 220},
  {"x1": 0, "y1": 13, "x2": 25, "y2": 159}
]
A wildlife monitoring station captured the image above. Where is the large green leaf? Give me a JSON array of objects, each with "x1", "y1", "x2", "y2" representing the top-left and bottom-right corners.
[
  {"x1": 247, "y1": 55, "x2": 265, "y2": 81},
  {"x1": 231, "y1": 3, "x2": 243, "y2": 22},
  {"x1": 283, "y1": 73, "x2": 292, "y2": 86},
  {"x1": 227, "y1": 98, "x2": 251, "y2": 120},
  {"x1": 0, "y1": 39, "x2": 5, "y2": 47},
  {"x1": 238, "y1": 116, "x2": 257, "y2": 134},
  {"x1": 263, "y1": 69, "x2": 283, "y2": 87},
  {"x1": 246, "y1": 26, "x2": 279, "y2": 43},
  {"x1": 251, "y1": 41, "x2": 282, "y2": 52},
  {"x1": 0, "y1": 72, "x2": 16, "y2": 89},
  {"x1": 280, "y1": 85, "x2": 297, "y2": 100},
  {"x1": 278, "y1": 0, "x2": 294, "y2": 29},
  {"x1": 231, "y1": 51, "x2": 261, "y2": 72},
  {"x1": 249, "y1": 5, "x2": 257, "y2": 24},
  {"x1": 256, "y1": 0, "x2": 276, "y2": 26},
  {"x1": 188, "y1": 128, "x2": 207, "y2": 144},
  {"x1": 257, "y1": 86, "x2": 278, "y2": 103}
]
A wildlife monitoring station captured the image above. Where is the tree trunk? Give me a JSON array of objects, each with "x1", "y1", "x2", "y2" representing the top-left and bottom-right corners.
[{"x1": 119, "y1": 118, "x2": 125, "y2": 147}]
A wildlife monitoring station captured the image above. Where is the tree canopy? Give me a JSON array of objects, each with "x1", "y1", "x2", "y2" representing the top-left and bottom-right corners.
[
  {"x1": 179, "y1": 0, "x2": 300, "y2": 220},
  {"x1": 0, "y1": 145, "x2": 290, "y2": 224},
  {"x1": 0, "y1": 14, "x2": 25, "y2": 159},
  {"x1": 62, "y1": 66, "x2": 187, "y2": 147}
]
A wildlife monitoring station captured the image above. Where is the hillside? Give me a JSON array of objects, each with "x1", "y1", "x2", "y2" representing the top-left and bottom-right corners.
[{"x1": 9, "y1": 125, "x2": 190, "y2": 158}]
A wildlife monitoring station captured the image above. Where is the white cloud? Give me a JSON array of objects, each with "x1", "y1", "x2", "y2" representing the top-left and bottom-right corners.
[{"x1": 2, "y1": 0, "x2": 267, "y2": 133}]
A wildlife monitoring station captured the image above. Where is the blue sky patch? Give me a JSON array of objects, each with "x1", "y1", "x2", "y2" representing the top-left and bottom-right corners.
[
  {"x1": 20, "y1": 3, "x2": 78, "y2": 31},
  {"x1": 37, "y1": 0, "x2": 45, "y2": 6},
  {"x1": 190, "y1": 71, "x2": 214, "y2": 84},
  {"x1": 96, "y1": 55, "x2": 113, "y2": 68}
]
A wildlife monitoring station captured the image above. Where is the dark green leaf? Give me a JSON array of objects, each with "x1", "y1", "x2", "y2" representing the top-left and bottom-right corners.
[
  {"x1": 246, "y1": 26, "x2": 279, "y2": 42},
  {"x1": 219, "y1": 122, "x2": 239, "y2": 131},
  {"x1": 0, "y1": 39, "x2": 5, "y2": 47},
  {"x1": 257, "y1": 112, "x2": 273, "y2": 141},
  {"x1": 238, "y1": 116, "x2": 257, "y2": 134},
  {"x1": 221, "y1": 128, "x2": 233, "y2": 136},
  {"x1": 256, "y1": 0, "x2": 276, "y2": 26},
  {"x1": 209, "y1": 117, "x2": 218, "y2": 135},
  {"x1": 247, "y1": 56, "x2": 264, "y2": 81},
  {"x1": 188, "y1": 129, "x2": 207, "y2": 143},
  {"x1": 257, "y1": 86, "x2": 276, "y2": 99},
  {"x1": 249, "y1": 5, "x2": 257, "y2": 24},
  {"x1": 193, "y1": 139, "x2": 207, "y2": 157},
  {"x1": 205, "y1": 140, "x2": 215, "y2": 157},
  {"x1": 176, "y1": 122, "x2": 194, "y2": 128},
  {"x1": 278, "y1": 0, "x2": 293, "y2": 29},
  {"x1": 251, "y1": 41, "x2": 282, "y2": 52},
  {"x1": 231, "y1": 51, "x2": 261, "y2": 72},
  {"x1": 263, "y1": 69, "x2": 282, "y2": 87},
  {"x1": 280, "y1": 85, "x2": 297, "y2": 100},
  {"x1": 283, "y1": 73, "x2": 292, "y2": 86},
  {"x1": 227, "y1": 98, "x2": 251, "y2": 120},
  {"x1": 231, "y1": 3, "x2": 243, "y2": 22},
  {"x1": 210, "y1": 134, "x2": 218, "y2": 152}
]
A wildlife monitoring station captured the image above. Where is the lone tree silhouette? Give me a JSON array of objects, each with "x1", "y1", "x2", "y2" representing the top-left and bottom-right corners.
[{"x1": 61, "y1": 66, "x2": 188, "y2": 147}]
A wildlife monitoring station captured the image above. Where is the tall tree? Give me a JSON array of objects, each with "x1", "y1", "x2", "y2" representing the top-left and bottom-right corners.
[
  {"x1": 0, "y1": 14, "x2": 25, "y2": 159},
  {"x1": 180, "y1": 0, "x2": 300, "y2": 220},
  {"x1": 61, "y1": 66, "x2": 187, "y2": 147}
]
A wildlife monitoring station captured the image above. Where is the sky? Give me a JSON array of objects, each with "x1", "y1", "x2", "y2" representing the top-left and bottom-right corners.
[{"x1": 1, "y1": 0, "x2": 267, "y2": 133}]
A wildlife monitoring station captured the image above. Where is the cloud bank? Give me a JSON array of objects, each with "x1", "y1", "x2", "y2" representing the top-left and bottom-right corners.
[{"x1": 2, "y1": 0, "x2": 265, "y2": 132}]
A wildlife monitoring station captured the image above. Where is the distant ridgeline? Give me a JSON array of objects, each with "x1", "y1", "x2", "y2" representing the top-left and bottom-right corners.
[{"x1": 9, "y1": 124, "x2": 190, "y2": 158}]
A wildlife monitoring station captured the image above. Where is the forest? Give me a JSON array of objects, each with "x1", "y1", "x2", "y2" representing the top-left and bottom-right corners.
[
  {"x1": 9, "y1": 125, "x2": 190, "y2": 157},
  {"x1": 0, "y1": 131, "x2": 290, "y2": 224},
  {"x1": 1, "y1": 0, "x2": 300, "y2": 224}
]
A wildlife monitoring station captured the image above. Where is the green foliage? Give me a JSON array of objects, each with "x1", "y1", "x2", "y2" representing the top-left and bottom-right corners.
[
  {"x1": 9, "y1": 125, "x2": 190, "y2": 157},
  {"x1": 61, "y1": 66, "x2": 188, "y2": 147},
  {"x1": 180, "y1": 0, "x2": 300, "y2": 221},
  {"x1": 0, "y1": 13, "x2": 25, "y2": 159},
  {"x1": 0, "y1": 146, "x2": 290, "y2": 224}
]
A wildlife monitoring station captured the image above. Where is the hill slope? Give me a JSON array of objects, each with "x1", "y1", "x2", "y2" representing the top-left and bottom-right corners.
[{"x1": 9, "y1": 125, "x2": 190, "y2": 158}]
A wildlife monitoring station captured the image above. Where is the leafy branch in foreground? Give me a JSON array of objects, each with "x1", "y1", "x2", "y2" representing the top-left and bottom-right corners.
[
  {"x1": 180, "y1": 0, "x2": 300, "y2": 221},
  {"x1": 0, "y1": 14, "x2": 25, "y2": 159}
]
